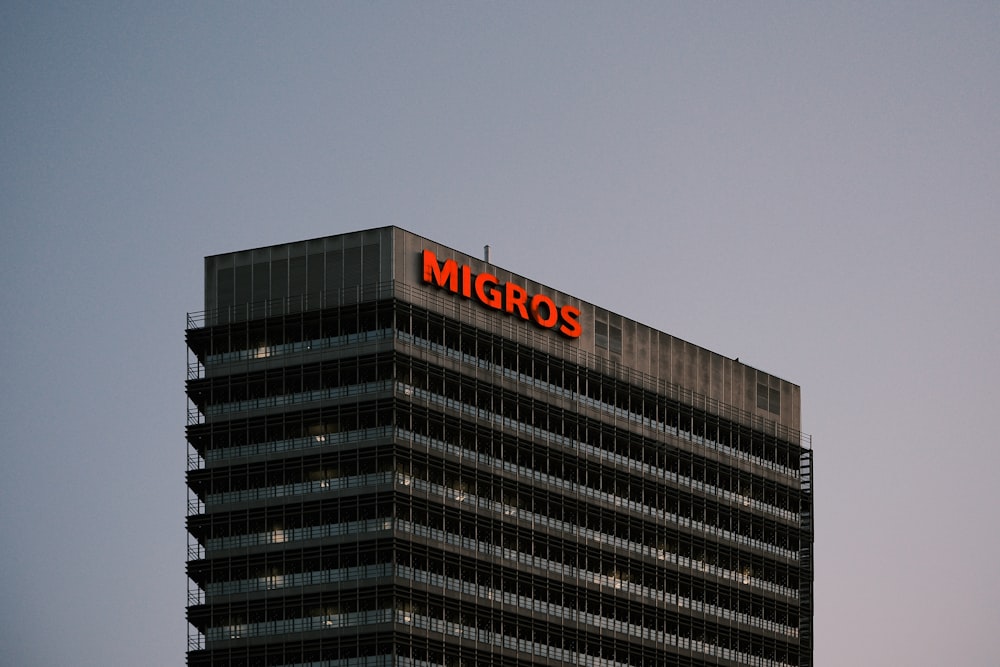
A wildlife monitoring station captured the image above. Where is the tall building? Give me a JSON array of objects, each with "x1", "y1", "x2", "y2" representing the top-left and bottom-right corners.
[{"x1": 185, "y1": 227, "x2": 814, "y2": 667}]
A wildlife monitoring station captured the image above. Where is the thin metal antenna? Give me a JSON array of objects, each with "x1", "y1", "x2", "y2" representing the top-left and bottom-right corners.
[{"x1": 484, "y1": 245, "x2": 492, "y2": 264}]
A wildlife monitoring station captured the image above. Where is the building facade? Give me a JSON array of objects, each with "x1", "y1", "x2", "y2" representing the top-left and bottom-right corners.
[{"x1": 185, "y1": 227, "x2": 814, "y2": 667}]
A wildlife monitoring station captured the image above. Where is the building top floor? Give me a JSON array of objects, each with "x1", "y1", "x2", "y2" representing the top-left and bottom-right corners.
[{"x1": 201, "y1": 226, "x2": 803, "y2": 436}]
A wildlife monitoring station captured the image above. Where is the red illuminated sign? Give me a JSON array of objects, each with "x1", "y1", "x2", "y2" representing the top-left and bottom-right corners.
[{"x1": 421, "y1": 249, "x2": 581, "y2": 339}]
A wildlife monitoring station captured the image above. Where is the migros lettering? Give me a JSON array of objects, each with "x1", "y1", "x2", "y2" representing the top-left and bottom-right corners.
[{"x1": 421, "y1": 249, "x2": 582, "y2": 339}]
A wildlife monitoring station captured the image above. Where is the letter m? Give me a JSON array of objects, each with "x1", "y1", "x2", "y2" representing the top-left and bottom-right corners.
[{"x1": 422, "y1": 249, "x2": 459, "y2": 292}]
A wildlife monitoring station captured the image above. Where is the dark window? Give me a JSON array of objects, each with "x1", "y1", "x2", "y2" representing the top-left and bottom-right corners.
[
  {"x1": 609, "y1": 323, "x2": 622, "y2": 354},
  {"x1": 270, "y1": 259, "x2": 287, "y2": 300},
  {"x1": 217, "y1": 267, "x2": 234, "y2": 311},
  {"x1": 289, "y1": 256, "x2": 307, "y2": 296},
  {"x1": 595, "y1": 318, "x2": 621, "y2": 353},
  {"x1": 363, "y1": 243, "x2": 380, "y2": 286},
  {"x1": 252, "y1": 262, "x2": 269, "y2": 304},
  {"x1": 234, "y1": 264, "x2": 251, "y2": 305},
  {"x1": 756, "y1": 383, "x2": 780, "y2": 414},
  {"x1": 344, "y1": 246, "x2": 362, "y2": 289},
  {"x1": 307, "y1": 252, "x2": 325, "y2": 302},
  {"x1": 325, "y1": 251, "x2": 342, "y2": 294},
  {"x1": 595, "y1": 321, "x2": 608, "y2": 350}
]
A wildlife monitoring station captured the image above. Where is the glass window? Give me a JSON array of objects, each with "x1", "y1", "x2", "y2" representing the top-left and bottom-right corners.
[
  {"x1": 307, "y1": 252, "x2": 325, "y2": 304},
  {"x1": 326, "y1": 250, "x2": 343, "y2": 294},
  {"x1": 609, "y1": 324, "x2": 622, "y2": 354},
  {"x1": 217, "y1": 267, "x2": 234, "y2": 310},
  {"x1": 363, "y1": 242, "x2": 380, "y2": 286},
  {"x1": 252, "y1": 262, "x2": 269, "y2": 303},
  {"x1": 756, "y1": 382, "x2": 780, "y2": 414},
  {"x1": 271, "y1": 259, "x2": 288, "y2": 300},
  {"x1": 234, "y1": 264, "x2": 251, "y2": 305},
  {"x1": 595, "y1": 321, "x2": 609, "y2": 350},
  {"x1": 344, "y1": 246, "x2": 362, "y2": 289}
]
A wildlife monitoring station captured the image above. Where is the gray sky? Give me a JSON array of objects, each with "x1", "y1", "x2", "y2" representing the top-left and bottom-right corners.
[{"x1": 2, "y1": 3, "x2": 998, "y2": 665}]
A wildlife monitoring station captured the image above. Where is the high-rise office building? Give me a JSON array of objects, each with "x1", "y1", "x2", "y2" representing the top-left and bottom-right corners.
[{"x1": 185, "y1": 227, "x2": 814, "y2": 667}]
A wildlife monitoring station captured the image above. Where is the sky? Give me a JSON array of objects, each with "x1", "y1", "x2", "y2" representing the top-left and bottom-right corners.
[{"x1": 2, "y1": 2, "x2": 998, "y2": 665}]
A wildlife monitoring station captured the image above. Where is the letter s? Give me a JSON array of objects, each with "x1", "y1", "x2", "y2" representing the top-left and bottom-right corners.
[{"x1": 558, "y1": 305, "x2": 582, "y2": 339}]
